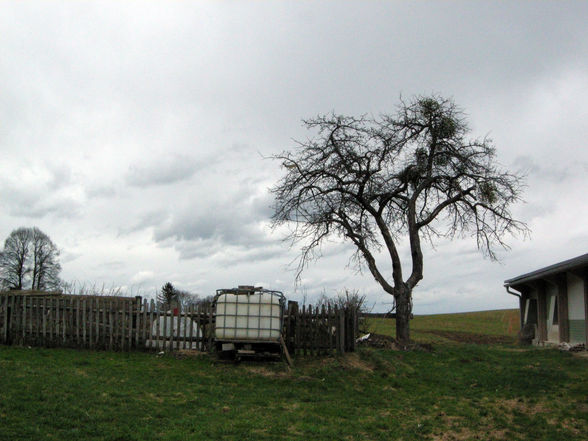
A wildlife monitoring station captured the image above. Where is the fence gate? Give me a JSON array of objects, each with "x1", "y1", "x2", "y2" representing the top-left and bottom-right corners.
[{"x1": 283, "y1": 301, "x2": 358, "y2": 356}]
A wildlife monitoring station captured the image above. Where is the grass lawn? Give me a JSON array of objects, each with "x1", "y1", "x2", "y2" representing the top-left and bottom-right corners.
[{"x1": 0, "y1": 309, "x2": 586, "y2": 441}]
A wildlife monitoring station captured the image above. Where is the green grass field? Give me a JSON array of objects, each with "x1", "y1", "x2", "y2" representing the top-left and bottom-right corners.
[
  {"x1": 367, "y1": 309, "x2": 521, "y2": 344},
  {"x1": 0, "y1": 309, "x2": 586, "y2": 441}
]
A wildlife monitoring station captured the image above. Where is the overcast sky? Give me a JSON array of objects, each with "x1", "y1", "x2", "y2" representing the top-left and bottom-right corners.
[{"x1": 1, "y1": 2, "x2": 587, "y2": 314}]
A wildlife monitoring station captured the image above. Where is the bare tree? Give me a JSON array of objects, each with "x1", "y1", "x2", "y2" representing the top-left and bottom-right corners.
[
  {"x1": 0, "y1": 227, "x2": 61, "y2": 291},
  {"x1": 315, "y1": 288, "x2": 369, "y2": 314},
  {"x1": 271, "y1": 95, "x2": 528, "y2": 343},
  {"x1": 176, "y1": 289, "x2": 200, "y2": 309},
  {"x1": 31, "y1": 227, "x2": 61, "y2": 290},
  {"x1": 0, "y1": 228, "x2": 32, "y2": 290}
]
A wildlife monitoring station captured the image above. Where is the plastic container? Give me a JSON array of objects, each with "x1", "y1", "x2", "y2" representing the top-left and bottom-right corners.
[{"x1": 214, "y1": 288, "x2": 284, "y2": 342}]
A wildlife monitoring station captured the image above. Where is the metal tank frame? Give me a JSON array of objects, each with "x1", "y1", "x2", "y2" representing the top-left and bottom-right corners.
[{"x1": 212, "y1": 285, "x2": 286, "y2": 357}]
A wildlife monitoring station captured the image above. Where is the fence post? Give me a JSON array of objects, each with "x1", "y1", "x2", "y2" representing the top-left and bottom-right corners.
[
  {"x1": 1, "y1": 295, "x2": 6, "y2": 344},
  {"x1": 88, "y1": 298, "x2": 94, "y2": 349},
  {"x1": 92, "y1": 298, "x2": 97, "y2": 349},
  {"x1": 10, "y1": 296, "x2": 15, "y2": 345},
  {"x1": 141, "y1": 299, "x2": 147, "y2": 348},
  {"x1": 313, "y1": 304, "x2": 318, "y2": 356},
  {"x1": 188, "y1": 305, "x2": 194, "y2": 350},
  {"x1": 29, "y1": 296, "x2": 34, "y2": 344},
  {"x1": 175, "y1": 306, "x2": 181, "y2": 351},
  {"x1": 41, "y1": 297, "x2": 46, "y2": 346},
  {"x1": 15, "y1": 295, "x2": 19, "y2": 345},
  {"x1": 162, "y1": 306, "x2": 169, "y2": 352},
  {"x1": 167, "y1": 308, "x2": 173, "y2": 352},
  {"x1": 29, "y1": 295, "x2": 34, "y2": 344},
  {"x1": 1, "y1": 295, "x2": 7, "y2": 344},
  {"x1": 326, "y1": 304, "x2": 331, "y2": 354},
  {"x1": 120, "y1": 300, "x2": 126, "y2": 351},
  {"x1": 61, "y1": 298, "x2": 66, "y2": 344},
  {"x1": 149, "y1": 299, "x2": 155, "y2": 351},
  {"x1": 338, "y1": 308, "x2": 345, "y2": 355},
  {"x1": 127, "y1": 300, "x2": 131, "y2": 350},
  {"x1": 287, "y1": 301, "x2": 297, "y2": 355},
  {"x1": 55, "y1": 298, "x2": 60, "y2": 344},
  {"x1": 182, "y1": 307, "x2": 188, "y2": 350},
  {"x1": 97, "y1": 298, "x2": 102, "y2": 348},
  {"x1": 134, "y1": 298, "x2": 140, "y2": 349},
  {"x1": 197, "y1": 303, "x2": 203, "y2": 351},
  {"x1": 13, "y1": 296, "x2": 18, "y2": 345},
  {"x1": 301, "y1": 305, "x2": 306, "y2": 356},
  {"x1": 10, "y1": 295, "x2": 16, "y2": 345},
  {"x1": 81, "y1": 298, "x2": 87, "y2": 348},
  {"x1": 351, "y1": 308, "x2": 357, "y2": 352},
  {"x1": 320, "y1": 304, "x2": 327, "y2": 355},
  {"x1": 52, "y1": 297, "x2": 56, "y2": 345},
  {"x1": 127, "y1": 300, "x2": 135, "y2": 351},
  {"x1": 74, "y1": 297, "x2": 79, "y2": 346},
  {"x1": 208, "y1": 302, "x2": 213, "y2": 352},
  {"x1": 155, "y1": 303, "x2": 161, "y2": 351},
  {"x1": 21, "y1": 295, "x2": 26, "y2": 344}
]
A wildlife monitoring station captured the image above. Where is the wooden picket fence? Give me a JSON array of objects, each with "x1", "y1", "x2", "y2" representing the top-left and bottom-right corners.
[
  {"x1": 0, "y1": 293, "x2": 358, "y2": 356},
  {"x1": 0, "y1": 293, "x2": 214, "y2": 352},
  {"x1": 283, "y1": 301, "x2": 358, "y2": 356}
]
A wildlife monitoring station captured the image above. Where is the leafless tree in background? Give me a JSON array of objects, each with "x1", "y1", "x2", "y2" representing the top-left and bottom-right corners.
[
  {"x1": 31, "y1": 227, "x2": 61, "y2": 290},
  {"x1": 0, "y1": 227, "x2": 61, "y2": 291},
  {"x1": 0, "y1": 227, "x2": 32, "y2": 290},
  {"x1": 271, "y1": 95, "x2": 528, "y2": 343}
]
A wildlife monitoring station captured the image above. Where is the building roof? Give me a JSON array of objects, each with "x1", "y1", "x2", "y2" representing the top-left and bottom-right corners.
[{"x1": 504, "y1": 252, "x2": 588, "y2": 288}]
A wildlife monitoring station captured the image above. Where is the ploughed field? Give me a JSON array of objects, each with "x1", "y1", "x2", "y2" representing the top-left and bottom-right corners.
[{"x1": 0, "y1": 309, "x2": 586, "y2": 441}]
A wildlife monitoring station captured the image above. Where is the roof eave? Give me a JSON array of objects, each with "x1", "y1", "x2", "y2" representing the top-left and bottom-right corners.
[{"x1": 504, "y1": 252, "x2": 588, "y2": 288}]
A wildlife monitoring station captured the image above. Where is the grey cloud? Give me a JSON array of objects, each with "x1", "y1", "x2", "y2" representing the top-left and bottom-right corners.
[
  {"x1": 212, "y1": 245, "x2": 285, "y2": 266},
  {"x1": 120, "y1": 211, "x2": 168, "y2": 236},
  {"x1": 154, "y1": 211, "x2": 270, "y2": 249},
  {"x1": 95, "y1": 261, "x2": 127, "y2": 270},
  {"x1": 126, "y1": 155, "x2": 202, "y2": 187},
  {"x1": 1, "y1": 3, "x2": 587, "y2": 314},
  {"x1": 86, "y1": 185, "x2": 117, "y2": 199},
  {"x1": 11, "y1": 198, "x2": 82, "y2": 219},
  {"x1": 0, "y1": 162, "x2": 84, "y2": 219},
  {"x1": 173, "y1": 240, "x2": 217, "y2": 260},
  {"x1": 0, "y1": 184, "x2": 82, "y2": 219},
  {"x1": 151, "y1": 184, "x2": 279, "y2": 262},
  {"x1": 153, "y1": 181, "x2": 274, "y2": 246},
  {"x1": 60, "y1": 251, "x2": 82, "y2": 264},
  {"x1": 47, "y1": 164, "x2": 72, "y2": 189},
  {"x1": 172, "y1": 240, "x2": 284, "y2": 264},
  {"x1": 512, "y1": 155, "x2": 583, "y2": 182}
]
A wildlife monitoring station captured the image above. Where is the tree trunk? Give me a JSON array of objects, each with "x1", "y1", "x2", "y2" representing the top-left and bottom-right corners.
[{"x1": 395, "y1": 284, "x2": 412, "y2": 345}]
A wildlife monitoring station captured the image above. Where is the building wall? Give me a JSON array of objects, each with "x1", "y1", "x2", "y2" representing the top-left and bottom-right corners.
[
  {"x1": 567, "y1": 273, "x2": 586, "y2": 344},
  {"x1": 513, "y1": 263, "x2": 587, "y2": 345},
  {"x1": 546, "y1": 283, "x2": 559, "y2": 343}
]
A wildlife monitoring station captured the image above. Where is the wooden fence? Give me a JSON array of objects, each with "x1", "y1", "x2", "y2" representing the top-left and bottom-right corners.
[
  {"x1": 283, "y1": 301, "x2": 358, "y2": 356},
  {"x1": 0, "y1": 294, "x2": 358, "y2": 356},
  {"x1": 0, "y1": 294, "x2": 214, "y2": 352}
]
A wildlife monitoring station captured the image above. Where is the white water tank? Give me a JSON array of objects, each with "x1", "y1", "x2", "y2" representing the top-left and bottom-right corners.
[{"x1": 214, "y1": 288, "x2": 284, "y2": 342}]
